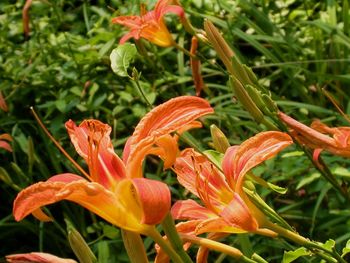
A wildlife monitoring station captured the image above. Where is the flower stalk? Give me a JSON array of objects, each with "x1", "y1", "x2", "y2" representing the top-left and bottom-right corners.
[
  {"x1": 264, "y1": 221, "x2": 346, "y2": 263},
  {"x1": 161, "y1": 213, "x2": 193, "y2": 263},
  {"x1": 179, "y1": 234, "x2": 257, "y2": 263},
  {"x1": 147, "y1": 227, "x2": 185, "y2": 263}
]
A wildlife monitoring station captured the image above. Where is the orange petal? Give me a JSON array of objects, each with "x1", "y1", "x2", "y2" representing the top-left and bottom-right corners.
[
  {"x1": 65, "y1": 119, "x2": 126, "y2": 188},
  {"x1": 173, "y1": 149, "x2": 200, "y2": 196},
  {"x1": 278, "y1": 112, "x2": 334, "y2": 147},
  {"x1": 311, "y1": 120, "x2": 350, "y2": 147},
  {"x1": 219, "y1": 193, "x2": 258, "y2": 232},
  {"x1": 0, "y1": 91, "x2": 8, "y2": 112},
  {"x1": 174, "y1": 121, "x2": 203, "y2": 140},
  {"x1": 310, "y1": 119, "x2": 334, "y2": 134},
  {"x1": 13, "y1": 174, "x2": 150, "y2": 234},
  {"x1": 140, "y1": 19, "x2": 174, "y2": 47},
  {"x1": 151, "y1": 134, "x2": 179, "y2": 169},
  {"x1": 131, "y1": 178, "x2": 171, "y2": 225},
  {"x1": 190, "y1": 37, "x2": 204, "y2": 96},
  {"x1": 313, "y1": 148, "x2": 323, "y2": 162},
  {"x1": 171, "y1": 199, "x2": 216, "y2": 220},
  {"x1": 6, "y1": 252, "x2": 77, "y2": 263},
  {"x1": 0, "y1": 140, "x2": 12, "y2": 152},
  {"x1": 0, "y1": 133, "x2": 13, "y2": 152},
  {"x1": 111, "y1": 15, "x2": 142, "y2": 28},
  {"x1": 0, "y1": 133, "x2": 12, "y2": 141},
  {"x1": 174, "y1": 148, "x2": 233, "y2": 210},
  {"x1": 32, "y1": 208, "x2": 52, "y2": 222},
  {"x1": 280, "y1": 112, "x2": 350, "y2": 157},
  {"x1": 155, "y1": 0, "x2": 184, "y2": 20},
  {"x1": 125, "y1": 96, "x2": 213, "y2": 178},
  {"x1": 195, "y1": 217, "x2": 247, "y2": 235},
  {"x1": 333, "y1": 129, "x2": 350, "y2": 148},
  {"x1": 223, "y1": 131, "x2": 292, "y2": 190}
]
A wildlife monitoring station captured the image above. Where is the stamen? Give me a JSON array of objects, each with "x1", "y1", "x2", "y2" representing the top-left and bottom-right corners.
[
  {"x1": 30, "y1": 107, "x2": 91, "y2": 180},
  {"x1": 192, "y1": 155, "x2": 217, "y2": 213},
  {"x1": 86, "y1": 120, "x2": 103, "y2": 181}
]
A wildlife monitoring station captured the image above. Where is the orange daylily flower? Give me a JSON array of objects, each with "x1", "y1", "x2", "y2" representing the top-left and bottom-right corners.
[
  {"x1": 172, "y1": 131, "x2": 292, "y2": 235},
  {"x1": 155, "y1": 131, "x2": 292, "y2": 262},
  {"x1": 278, "y1": 111, "x2": 350, "y2": 159},
  {"x1": 22, "y1": 0, "x2": 33, "y2": 39},
  {"x1": 0, "y1": 133, "x2": 12, "y2": 152},
  {"x1": 6, "y1": 252, "x2": 76, "y2": 263},
  {"x1": 190, "y1": 37, "x2": 205, "y2": 96},
  {"x1": 0, "y1": 91, "x2": 8, "y2": 112},
  {"x1": 112, "y1": 0, "x2": 184, "y2": 47},
  {"x1": 13, "y1": 96, "x2": 213, "y2": 235}
]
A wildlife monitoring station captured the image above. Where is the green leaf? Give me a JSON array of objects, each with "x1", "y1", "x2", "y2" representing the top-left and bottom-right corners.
[
  {"x1": 342, "y1": 239, "x2": 350, "y2": 257},
  {"x1": 110, "y1": 43, "x2": 137, "y2": 77},
  {"x1": 296, "y1": 172, "x2": 321, "y2": 190},
  {"x1": 320, "y1": 239, "x2": 336, "y2": 251},
  {"x1": 203, "y1": 150, "x2": 224, "y2": 168},
  {"x1": 103, "y1": 225, "x2": 120, "y2": 239},
  {"x1": 282, "y1": 247, "x2": 310, "y2": 263},
  {"x1": 333, "y1": 167, "x2": 350, "y2": 178},
  {"x1": 247, "y1": 173, "x2": 287, "y2": 194},
  {"x1": 281, "y1": 151, "x2": 305, "y2": 158}
]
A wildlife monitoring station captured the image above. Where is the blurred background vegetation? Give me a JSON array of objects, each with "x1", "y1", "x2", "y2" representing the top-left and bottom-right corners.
[{"x1": 1, "y1": 0, "x2": 350, "y2": 262}]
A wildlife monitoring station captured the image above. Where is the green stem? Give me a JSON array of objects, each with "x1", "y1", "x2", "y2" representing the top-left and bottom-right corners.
[
  {"x1": 173, "y1": 43, "x2": 197, "y2": 59},
  {"x1": 180, "y1": 234, "x2": 257, "y2": 263},
  {"x1": 121, "y1": 230, "x2": 149, "y2": 263},
  {"x1": 307, "y1": 149, "x2": 350, "y2": 202},
  {"x1": 131, "y1": 76, "x2": 153, "y2": 109},
  {"x1": 161, "y1": 213, "x2": 193, "y2": 263},
  {"x1": 148, "y1": 228, "x2": 184, "y2": 263},
  {"x1": 264, "y1": 222, "x2": 345, "y2": 263}
]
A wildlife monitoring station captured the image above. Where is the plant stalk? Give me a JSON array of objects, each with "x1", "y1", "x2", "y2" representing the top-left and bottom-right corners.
[
  {"x1": 161, "y1": 213, "x2": 193, "y2": 263},
  {"x1": 148, "y1": 227, "x2": 184, "y2": 263},
  {"x1": 180, "y1": 234, "x2": 258, "y2": 263}
]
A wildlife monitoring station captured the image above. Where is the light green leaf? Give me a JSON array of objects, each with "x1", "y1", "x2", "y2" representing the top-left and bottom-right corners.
[
  {"x1": 296, "y1": 172, "x2": 321, "y2": 190},
  {"x1": 203, "y1": 150, "x2": 224, "y2": 168},
  {"x1": 342, "y1": 239, "x2": 350, "y2": 257},
  {"x1": 282, "y1": 247, "x2": 310, "y2": 263},
  {"x1": 321, "y1": 239, "x2": 336, "y2": 251},
  {"x1": 110, "y1": 43, "x2": 137, "y2": 77},
  {"x1": 333, "y1": 167, "x2": 350, "y2": 178},
  {"x1": 103, "y1": 225, "x2": 120, "y2": 239},
  {"x1": 281, "y1": 151, "x2": 304, "y2": 158},
  {"x1": 247, "y1": 173, "x2": 287, "y2": 194}
]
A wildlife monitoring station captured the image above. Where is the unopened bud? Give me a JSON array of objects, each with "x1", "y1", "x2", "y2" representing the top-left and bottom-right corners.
[
  {"x1": 68, "y1": 227, "x2": 97, "y2": 263},
  {"x1": 210, "y1": 125, "x2": 230, "y2": 153},
  {"x1": 204, "y1": 20, "x2": 234, "y2": 74},
  {"x1": 230, "y1": 76, "x2": 264, "y2": 124}
]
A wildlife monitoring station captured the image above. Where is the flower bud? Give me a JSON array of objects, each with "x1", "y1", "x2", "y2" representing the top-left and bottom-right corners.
[
  {"x1": 210, "y1": 125, "x2": 230, "y2": 153},
  {"x1": 68, "y1": 227, "x2": 97, "y2": 263}
]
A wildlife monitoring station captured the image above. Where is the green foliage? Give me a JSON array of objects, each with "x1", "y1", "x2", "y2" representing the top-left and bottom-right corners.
[
  {"x1": 110, "y1": 43, "x2": 137, "y2": 77},
  {"x1": 282, "y1": 247, "x2": 311, "y2": 263},
  {"x1": 1, "y1": 0, "x2": 350, "y2": 262}
]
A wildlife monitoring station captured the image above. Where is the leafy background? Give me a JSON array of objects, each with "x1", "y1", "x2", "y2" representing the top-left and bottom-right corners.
[{"x1": 1, "y1": 0, "x2": 350, "y2": 262}]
